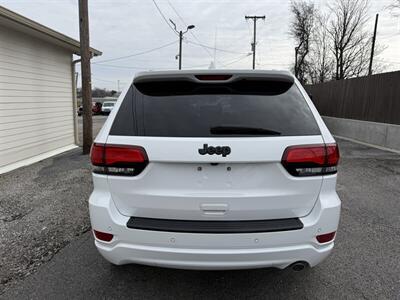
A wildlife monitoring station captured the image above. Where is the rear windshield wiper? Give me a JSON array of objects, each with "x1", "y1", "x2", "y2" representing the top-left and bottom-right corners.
[{"x1": 210, "y1": 126, "x2": 281, "y2": 136}]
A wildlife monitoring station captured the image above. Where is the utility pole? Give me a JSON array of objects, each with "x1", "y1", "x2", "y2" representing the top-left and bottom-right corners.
[
  {"x1": 245, "y1": 15, "x2": 265, "y2": 69},
  {"x1": 295, "y1": 47, "x2": 299, "y2": 78},
  {"x1": 117, "y1": 80, "x2": 120, "y2": 93},
  {"x1": 79, "y1": 0, "x2": 92, "y2": 154},
  {"x1": 369, "y1": 13, "x2": 379, "y2": 76},
  {"x1": 170, "y1": 19, "x2": 195, "y2": 70},
  {"x1": 179, "y1": 31, "x2": 183, "y2": 70}
]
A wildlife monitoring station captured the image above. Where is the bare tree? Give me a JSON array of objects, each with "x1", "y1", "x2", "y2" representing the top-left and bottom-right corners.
[
  {"x1": 327, "y1": 0, "x2": 371, "y2": 80},
  {"x1": 386, "y1": 0, "x2": 400, "y2": 17},
  {"x1": 308, "y1": 13, "x2": 334, "y2": 83},
  {"x1": 290, "y1": 0, "x2": 315, "y2": 83},
  {"x1": 387, "y1": 0, "x2": 400, "y2": 15}
]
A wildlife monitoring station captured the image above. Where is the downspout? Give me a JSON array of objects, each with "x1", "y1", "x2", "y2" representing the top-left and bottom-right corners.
[{"x1": 71, "y1": 58, "x2": 81, "y2": 145}]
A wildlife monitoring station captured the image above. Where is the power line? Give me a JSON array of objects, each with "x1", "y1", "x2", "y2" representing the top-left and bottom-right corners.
[
  {"x1": 186, "y1": 40, "x2": 248, "y2": 55},
  {"x1": 220, "y1": 54, "x2": 251, "y2": 67},
  {"x1": 166, "y1": 0, "x2": 214, "y2": 60},
  {"x1": 166, "y1": 0, "x2": 244, "y2": 67},
  {"x1": 92, "y1": 53, "x2": 253, "y2": 70},
  {"x1": 185, "y1": 61, "x2": 215, "y2": 68},
  {"x1": 92, "y1": 41, "x2": 177, "y2": 64},
  {"x1": 92, "y1": 63, "x2": 176, "y2": 70},
  {"x1": 380, "y1": 33, "x2": 400, "y2": 40},
  {"x1": 259, "y1": 62, "x2": 291, "y2": 66},
  {"x1": 151, "y1": 0, "x2": 179, "y2": 36},
  {"x1": 375, "y1": 58, "x2": 400, "y2": 64},
  {"x1": 91, "y1": 76, "x2": 116, "y2": 83}
]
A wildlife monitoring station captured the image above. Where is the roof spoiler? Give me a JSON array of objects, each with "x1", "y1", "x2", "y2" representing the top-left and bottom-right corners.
[{"x1": 134, "y1": 71, "x2": 294, "y2": 84}]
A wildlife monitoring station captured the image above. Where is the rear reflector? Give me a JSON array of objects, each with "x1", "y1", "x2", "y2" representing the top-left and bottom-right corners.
[
  {"x1": 93, "y1": 230, "x2": 114, "y2": 242},
  {"x1": 281, "y1": 143, "x2": 339, "y2": 176},
  {"x1": 316, "y1": 231, "x2": 336, "y2": 243},
  {"x1": 195, "y1": 74, "x2": 232, "y2": 81},
  {"x1": 90, "y1": 143, "x2": 148, "y2": 176}
]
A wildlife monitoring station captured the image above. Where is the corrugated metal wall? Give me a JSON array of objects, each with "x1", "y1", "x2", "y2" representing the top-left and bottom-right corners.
[
  {"x1": 305, "y1": 71, "x2": 400, "y2": 125},
  {"x1": 0, "y1": 26, "x2": 74, "y2": 171}
]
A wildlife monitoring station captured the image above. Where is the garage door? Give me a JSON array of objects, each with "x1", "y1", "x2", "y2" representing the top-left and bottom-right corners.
[{"x1": 0, "y1": 27, "x2": 75, "y2": 173}]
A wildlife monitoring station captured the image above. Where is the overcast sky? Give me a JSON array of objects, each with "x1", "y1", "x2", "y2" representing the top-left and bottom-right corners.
[{"x1": 1, "y1": 0, "x2": 399, "y2": 90}]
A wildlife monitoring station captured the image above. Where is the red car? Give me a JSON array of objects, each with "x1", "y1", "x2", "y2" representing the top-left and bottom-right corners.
[
  {"x1": 92, "y1": 102, "x2": 102, "y2": 115},
  {"x1": 77, "y1": 102, "x2": 102, "y2": 116}
]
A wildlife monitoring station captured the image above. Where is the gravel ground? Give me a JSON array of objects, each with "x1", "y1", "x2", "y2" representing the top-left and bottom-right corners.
[
  {"x1": 0, "y1": 149, "x2": 92, "y2": 291},
  {"x1": 0, "y1": 115, "x2": 106, "y2": 293}
]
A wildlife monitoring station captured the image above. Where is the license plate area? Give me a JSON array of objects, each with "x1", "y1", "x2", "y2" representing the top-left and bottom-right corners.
[{"x1": 193, "y1": 163, "x2": 260, "y2": 190}]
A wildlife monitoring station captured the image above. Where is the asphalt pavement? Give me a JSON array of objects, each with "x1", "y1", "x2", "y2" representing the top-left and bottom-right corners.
[{"x1": 1, "y1": 127, "x2": 399, "y2": 298}]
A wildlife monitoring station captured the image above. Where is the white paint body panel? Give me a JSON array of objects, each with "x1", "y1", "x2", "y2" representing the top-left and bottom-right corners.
[
  {"x1": 90, "y1": 173, "x2": 340, "y2": 270},
  {"x1": 106, "y1": 135, "x2": 325, "y2": 220},
  {"x1": 0, "y1": 25, "x2": 74, "y2": 173},
  {"x1": 89, "y1": 71, "x2": 341, "y2": 269}
]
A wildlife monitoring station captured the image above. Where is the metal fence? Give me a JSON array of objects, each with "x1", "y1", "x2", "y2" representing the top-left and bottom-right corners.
[{"x1": 305, "y1": 71, "x2": 400, "y2": 125}]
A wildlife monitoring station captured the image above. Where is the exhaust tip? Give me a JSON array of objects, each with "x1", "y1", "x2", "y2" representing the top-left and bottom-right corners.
[{"x1": 290, "y1": 261, "x2": 308, "y2": 271}]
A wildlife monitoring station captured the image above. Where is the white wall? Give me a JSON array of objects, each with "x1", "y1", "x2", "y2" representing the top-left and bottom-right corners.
[
  {"x1": 0, "y1": 26, "x2": 75, "y2": 173},
  {"x1": 323, "y1": 116, "x2": 400, "y2": 152}
]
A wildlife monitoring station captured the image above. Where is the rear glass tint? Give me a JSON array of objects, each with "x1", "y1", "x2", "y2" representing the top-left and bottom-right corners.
[{"x1": 110, "y1": 79, "x2": 320, "y2": 137}]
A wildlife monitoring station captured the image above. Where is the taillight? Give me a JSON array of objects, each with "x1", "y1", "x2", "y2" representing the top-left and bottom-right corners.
[
  {"x1": 281, "y1": 143, "x2": 339, "y2": 176},
  {"x1": 90, "y1": 143, "x2": 148, "y2": 176}
]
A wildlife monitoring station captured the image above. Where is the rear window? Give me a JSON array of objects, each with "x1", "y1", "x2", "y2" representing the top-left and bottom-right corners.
[{"x1": 110, "y1": 79, "x2": 320, "y2": 137}]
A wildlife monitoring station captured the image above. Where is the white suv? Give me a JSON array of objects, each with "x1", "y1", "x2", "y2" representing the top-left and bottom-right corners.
[
  {"x1": 101, "y1": 101, "x2": 115, "y2": 115},
  {"x1": 89, "y1": 70, "x2": 341, "y2": 271}
]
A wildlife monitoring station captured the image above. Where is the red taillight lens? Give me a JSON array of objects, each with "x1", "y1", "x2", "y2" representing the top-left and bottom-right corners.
[
  {"x1": 281, "y1": 143, "x2": 339, "y2": 176},
  {"x1": 282, "y1": 145, "x2": 326, "y2": 165},
  {"x1": 316, "y1": 231, "x2": 336, "y2": 243},
  {"x1": 104, "y1": 145, "x2": 147, "y2": 165},
  {"x1": 90, "y1": 143, "x2": 148, "y2": 176},
  {"x1": 90, "y1": 143, "x2": 105, "y2": 166},
  {"x1": 325, "y1": 144, "x2": 340, "y2": 166},
  {"x1": 93, "y1": 230, "x2": 114, "y2": 242}
]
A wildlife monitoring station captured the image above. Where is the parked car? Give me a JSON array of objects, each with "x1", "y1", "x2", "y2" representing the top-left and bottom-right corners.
[
  {"x1": 77, "y1": 102, "x2": 102, "y2": 115},
  {"x1": 89, "y1": 70, "x2": 341, "y2": 271},
  {"x1": 92, "y1": 102, "x2": 102, "y2": 115},
  {"x1": 101, "y1": 101, "x2": 116, "y2": 115}
]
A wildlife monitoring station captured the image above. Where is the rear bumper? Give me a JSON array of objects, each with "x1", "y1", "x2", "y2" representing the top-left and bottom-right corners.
[
  {"x1": 89, "y1": 177, "x2": 341, "y2": 270},
  {"x1": 95, "y1": 239, "x2": 333, "y2": 270}
]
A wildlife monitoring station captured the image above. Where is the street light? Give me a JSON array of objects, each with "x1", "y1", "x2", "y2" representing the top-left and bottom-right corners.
[{"x1": 169, "y1": 19, "x2": 195, "y2": 70}]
